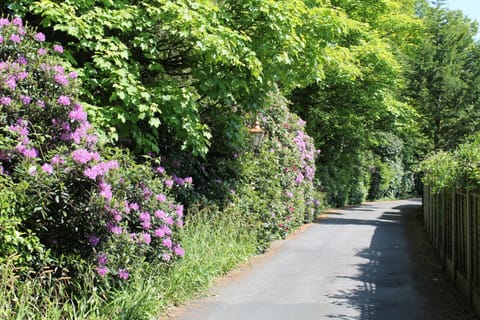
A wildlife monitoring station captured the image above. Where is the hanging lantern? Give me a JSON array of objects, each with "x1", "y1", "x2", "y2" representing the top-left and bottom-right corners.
[{"x1": 248, "y1": 119, "x2": 265, "y2": 153}]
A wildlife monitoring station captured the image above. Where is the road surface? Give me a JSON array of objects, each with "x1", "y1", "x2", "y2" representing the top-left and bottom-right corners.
[{"x1": 170, "y1": 199, "x2": 477, "y2": 320}]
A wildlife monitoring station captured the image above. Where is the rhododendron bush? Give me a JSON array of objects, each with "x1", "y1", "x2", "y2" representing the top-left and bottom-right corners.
[{"x1": 0, "y1": 17, "x2": 185, "y2": 278}]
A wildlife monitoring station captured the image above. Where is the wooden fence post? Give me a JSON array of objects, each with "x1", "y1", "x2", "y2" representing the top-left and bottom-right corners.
[
  {"x1": 467, "y1": 190, "x2": 473, "y2": 303},
  {"x1": 452, "y1": 190, "x2": 457, "y2": 284}
]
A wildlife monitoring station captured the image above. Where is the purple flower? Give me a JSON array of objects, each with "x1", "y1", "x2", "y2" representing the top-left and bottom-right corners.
[
  {"x1": 12, "y1": 17, "x2": 23, "y2": 26},
  {"x1": 118, "y1": 268, "x2": 129, "y2": 280},
  {"x1": 88, "y1": 235, "x2": 100, "y2": 246},
  {"x1": 53, "y1": 44, "x2": 64, "y2": 53},
  {"x1": 175, "y1": 205, "x2": 184, "y2": 217},
  {"x1": 173, "y1": 245, "x2": 185, "y2": 257},
  {"x1": 17, "y1": 56, "x2": 27, "y2": 65},
  {"x1": 35, "y1": 32, "x2": 46, "y2": 42},
  {"x1": 96, "y1": 266, "x2": 108, "y2": 277},
  {"x1": 154, "y1": 228, "x2": 165, "y2": 237},
  {"x1": 69, "y1": 71, "x2": 78, "y2": 79},
  {"x1": 71, "y1": 149, "x2": 93, "y2": 163},
  {"x1": 139, "y1": 211, "x2": 151, "y2": 223},
  {"x1": 0, "y1": 96, "x2": 12, "y2": 105},
  {"x1": 54, "y1": 74, "x2": 69, "y2": 86},
  {"x1": 5, "y1": 77, "x2": 16, "y2": 90},
  {"x1": 286, "y1": 191, "x2": 294, "y2": 198},
  {"x1": 155, "y1": 193, "x2": 166, "y2": 202},
  {"x1": 0, "y1": 18, "x2": 10, "y2": 27},
  {"x1": 41, "y1": 163, "x2": 54, "y2": 174},
  {"x1": 298, "y1": 119, "x2": 306, "y2": 126},
  {"x1": 141, "y1": 232, "x2": 151, "y2": 244},
  {"x1": 57, "y1": 95, "x2": 71, "y2": 106},
  {"x1": 154, "y1": 210, "x2": 166, "y2": 219},
  {"x1": 165, "y1": 179, "x2": 174, "y2": 188},
  {"x1": 162, "y1": 238, "x2": 172, "y2": 249},
  {"x1": 184, "y1": 176, "x2": 193, "y2": 184},
  {"x1": 9, "y1": 34, "x2": 21, "y2": 43},
  {"x1": 129, "y1": 202, "x2": 140, "y2": 211},
  {"x1": 51, "y1": 155, "x2": 64, "y2": 165},
  {"x1": 23, "y1": 148, "x2": 38, "y2": 158},
  {"x1": 97, "y1": 253, "x2": 108, "y2": 265},
  {"x1": 110, "y1": 225, "x2": 123, "y2": 234},
  {"x1": 164, "y1": 216, "x2": 174, "y2": 225},
  {"x1": 99, "y1": 180, "x2": 112, "y2": 201},
  {"x1": 156, "y1": 166, "x2": 165, "y2": 174},
  {"x1": 38, "y1": 48, "x2": 47, "y2": 56}
]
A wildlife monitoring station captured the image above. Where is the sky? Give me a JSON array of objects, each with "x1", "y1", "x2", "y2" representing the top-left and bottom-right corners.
[{"x1": 446, "y1": 0, "x2": 480, "y2": 23}]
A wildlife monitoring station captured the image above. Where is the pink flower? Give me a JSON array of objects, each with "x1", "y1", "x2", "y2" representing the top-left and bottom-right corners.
[
  {"x1": 20, "y1": 95, "x2": 31, "y2": 105},
  {"x1": 156, "y1": 166, "x2": 165, "y2": 174},
  {"x1": 154, "y1": 210, "x2": 166, "y2": 219},
  {"x1": 141, "y1": 232, "x2": 151, "y2": 244},
  {"x1": 173, "y1": 245, "x2": 185, "y2": 257},
  {"x1": 184, "y1": 176, "x2": 193, "y2": 184},
  {"x1": 165, "y1": 179, "x2": 174, "y2": 188},
  {"x1": 155, "y1": 193, "x2": 166, "y2": 202},
  {"x1": 54, "y1": 74, "x2": 69, "y2": 86},
  {"x1": 9, "y1": 34, "x2": 21, "y2": 43},
  {"x1": 129, "y1": 202, "x2": 140, "y2": 211},
  {"x1": 5, "y1": 77, "x2": 16, "y2": 89},
  {"x1": 23, "y1": 148, "x2": 38, "y2": 158},
  {"x1": 71, "y1": 149, "x2": 93, "y2": 163},
  {"x1": 97, "y1": 253, "x2": 108, "y2": 265},
  {"x1": 162, "y1": 238, "x2": 172, "y2": 249},
  {"x1": 0, "y1": 96, "x2": 12, "y2": 105},
  {"x1": 41, "y1": 163, "x2": 54, "y2": 174},
  {"x1": 96, "y1": 266, "x2": 108, "y2": 277},
  {"x1": 175, "y1": 205, "x2": 184, "y2": 217},
  {"x1": 12, "y1": 17, "x2": 23, "y2": 26},
  {"x1": 285, "y1": 191, "x2": 294, "y2": 198},
  {"x1": 53, "y1": 44, "x2": 64, "y2": 53},
  {"x1": 139, "y1": 211, "x2": 151, "y2": 223},
  {"x1": 35, "y1": 32, "x2": 46, "y2": 42},
  {"x1": 99, "y1": 180, "x2": 112, "y2": 201},
  {"x1": 69, "y1": 71, "x2": 78, "y2": 79},
  {"x1": 0, "y1": 18, "x2": 10, "y2": 27},
  {"x1": 118, "y1": 268, "x2": 129, "y2": 280},
  {"x1": 51, "y1": 155, "x2": 64, "y2": 165},
  {"x1": 38, "y1": 48, "x2": 47, "y2": 56},
  {"x1": 57, "y1": 95, "x2": 71, "y2": 106},
  {"x1": 154, "y1": 228, "x2": 165, "y2": 237}
]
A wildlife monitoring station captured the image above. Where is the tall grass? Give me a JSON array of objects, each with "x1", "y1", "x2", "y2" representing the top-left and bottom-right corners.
[{"x1": 0, "y1": 206, "x2": 258, "y2": 319}]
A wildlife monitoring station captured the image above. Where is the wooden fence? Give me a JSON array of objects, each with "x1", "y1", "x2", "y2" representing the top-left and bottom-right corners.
[{"x1": 424, "y1": 185, "x2": 480, "y2": 316}]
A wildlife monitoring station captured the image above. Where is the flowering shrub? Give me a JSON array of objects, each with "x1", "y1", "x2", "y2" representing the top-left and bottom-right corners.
[
  {"x1": 0, "y1": 17, "x2": 185, "y2": 278},
  {"x1": 231, "y1": 93, "x2": 321, "y2": 247}
]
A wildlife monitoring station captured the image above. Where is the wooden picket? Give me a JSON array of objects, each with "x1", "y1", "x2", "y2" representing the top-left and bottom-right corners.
[{"x1": 423, "y1": 186, "x2": 480, "y2": 316}]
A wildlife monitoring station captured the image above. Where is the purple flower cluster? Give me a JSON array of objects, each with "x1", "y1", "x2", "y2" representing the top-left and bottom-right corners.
[{"x1": 0, "y1": 17, "x2": 187, "y2": 281}]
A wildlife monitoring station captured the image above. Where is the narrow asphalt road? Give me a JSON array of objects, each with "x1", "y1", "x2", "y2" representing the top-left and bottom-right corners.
[{"x1": 170, "y1": 199, "x2": 477, "y2": 320}]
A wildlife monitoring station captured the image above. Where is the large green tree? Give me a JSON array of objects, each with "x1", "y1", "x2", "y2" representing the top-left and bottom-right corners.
[
  {"x1": 3, "y1": 0, "x2": 345, "y2": 156},
  {"x1": 406, "y1": 0, "x2": 480, "y2": 151},
  {"x1": 290, "y1": 0, "x2": 421, "y2": 205}
]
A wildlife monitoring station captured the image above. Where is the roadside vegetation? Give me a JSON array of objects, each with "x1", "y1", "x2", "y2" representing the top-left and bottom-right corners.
[{"x1": 1, "y1": 0, "x2": 479, "y2": 318}]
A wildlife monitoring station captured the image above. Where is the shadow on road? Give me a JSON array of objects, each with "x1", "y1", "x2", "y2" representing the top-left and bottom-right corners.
[{"x1": 318, "y1": 201, "x2": 477, "y2": 320}]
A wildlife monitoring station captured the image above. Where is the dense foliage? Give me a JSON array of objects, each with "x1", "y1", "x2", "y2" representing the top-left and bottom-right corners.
[
  {"x1": 1, "y1": 0, "x2": 480, "y2": 318},
  {"x1": 0, "y1": 18, "x2": 186, "y2": 279},
  {"x1": 421, "y1": 133, "x2": 480, "y2": 193}
]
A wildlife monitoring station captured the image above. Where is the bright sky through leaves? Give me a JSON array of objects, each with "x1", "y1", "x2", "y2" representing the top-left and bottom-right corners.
[{"x1": 446, "y1": 0, "x2": 480, "y2": 23}]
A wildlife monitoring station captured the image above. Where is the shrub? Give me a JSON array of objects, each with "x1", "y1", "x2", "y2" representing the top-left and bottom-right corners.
[
  {"x1": 0, "y1": 16, "x2": 186, "y2": 279},
  {"x1": 230, "y1": 94, "x2": 321, "y2": 248}
]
